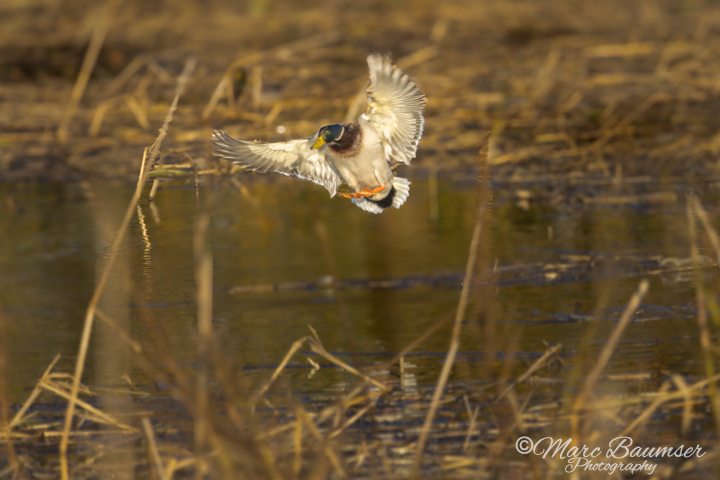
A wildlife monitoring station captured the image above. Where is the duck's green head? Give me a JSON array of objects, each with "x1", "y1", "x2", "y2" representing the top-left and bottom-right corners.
[{"x1": 312, "y1": 124, "x2": 344, "y2": 150}]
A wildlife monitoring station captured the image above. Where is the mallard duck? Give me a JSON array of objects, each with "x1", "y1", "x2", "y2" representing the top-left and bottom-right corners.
[{"x1": 212, "y1": 54, "x2": 426, "y2": 213}]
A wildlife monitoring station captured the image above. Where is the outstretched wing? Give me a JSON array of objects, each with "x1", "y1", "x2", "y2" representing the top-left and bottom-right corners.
[
  {"x1": 212, "y1": 129, "x2": 342, "y2": 197},
  {"x1": 362, "y1": 54, "x2": 427, "y2": 166}
]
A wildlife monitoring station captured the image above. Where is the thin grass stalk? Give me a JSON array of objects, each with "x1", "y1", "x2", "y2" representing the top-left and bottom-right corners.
[
  {"x1": 194, "y1": 213, "x2": 213, "y2": 459},
  {"x1": 142, "y1": 417, "x2": 169, "y2": 480},
  {"x1": 202, "y1": 30, "x2": 341, "y2": 119},
  {"x1": 40, "y1": 379, "x2": 134, "y2": 430},
  {"x1": 496, "y1": 343, "x2": 562, "y2": 402},
  {"x1": 328, "y1": 397, "x2": 380, "y2": 439},
  {"x1": 104, "y1": 55, "x2": 149, "y2": 96},
  {"x1": 59, "y1": 149, "x2": 149, "y2": 479},
  {"x1": 250, "y1": 336, "x2": 309, "y2": 412},
  {"x1": 687, "y1": 195, "x2": 720, "y2": 437},
  {"x1": 572, "y1": 279, "x2": 649, "y2": 421},
  {"x1": 60, "y1": 59, "x2": 195, "y2": 480},
  {"x1": 57, "y1": 0, "x2": 120, "y2": 143},
  {"x1": 297, "y1": 407, "x2": 346, "y2": 478},
  {"x1": 9, "y1": 356, "x2": 61, "y2": 429},
  {"x1": 474, "y1": 133, "x2": 495, "y2": 377},
  {"x1": 410, "y1": 191, "x2": 487, "y2": 477},
  {"x1": 691, "y1": 196, "x2": 720, "y2": 264},
  {"x1": 0, "y1": 312, "x2": 16, "y2": 470},
  {"x1": 691, "y1": 194, "x2": 720, "y2": 423},
  {"x1": 619, "y1": 381, "x2": 672, "y2": 436},
  {"x1": 670, "y1": 374, "x2": 693, "y2": 434},
  {"x1": 293, "y1": 416, "x2": 302, "y2": 477},
  {"x1": 462, "y1": 395, "x2": 479, "y2": 451},
  {"x1": 383, "y1": 312, "x2": 453, "y2": 370},
  {"x1": 307, "y1": 336, "x2": 388, "y2": 392}
]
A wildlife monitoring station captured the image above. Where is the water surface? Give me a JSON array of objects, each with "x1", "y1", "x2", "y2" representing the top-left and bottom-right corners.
[{"x1": 1, "y1": 177, "x2": 712, "y2": 405}]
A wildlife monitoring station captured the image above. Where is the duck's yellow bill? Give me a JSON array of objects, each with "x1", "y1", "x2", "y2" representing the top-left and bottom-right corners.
[{"x1": 311, "y1": 137, "x2": 326, "y2": 150}]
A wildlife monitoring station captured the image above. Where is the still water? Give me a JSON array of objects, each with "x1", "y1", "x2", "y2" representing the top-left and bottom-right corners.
[{"x1": 0, "y1": 176, "x2": 711, "y2": 405}]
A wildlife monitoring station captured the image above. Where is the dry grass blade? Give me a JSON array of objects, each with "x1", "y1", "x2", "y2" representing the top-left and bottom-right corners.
[
  {"x1": 59, "y1": 59, "x2": 196, "y2": 480},
  {"x1": 462, "y1": 395, "x2": 480, "y2": 451},
  {"x1": 148, "y1": 59, "x2": 197, "y2": 162},
  {"x1": 104, "y1": 55, "x2": 174, "y2": 97},
  {"x1": 202, "y1": 30, "x2": 341, "y2": 119},
  {"x1": 572, "y1": 279, "x2": 649, "y2": 418},
  {"x1": 124, "y1": 94, "x2": 151, "y2": 130},
  {"x1": 40, "y1": 379, "x2": 135, "y2": 431},
  {"x1": 690, "y1": 196, "x2": 720, "y2": 264},
  {"x1": 194, "y1": 212, "x2": 214, "y2": 455},
  {"x1": 496, "y1": 344, "x2": 562, "y2": 402},
  {"x1": 687, "y1": 194, "x2": 720, "y2": 436},
  {"x1": 531, "y1": 48, "x2": 561, "y2": 100},
  {"x1": 142, "y1": 417, "x2": 169, "y2": 480},
  {"x1": 57, "y1": 0, "x2": 120, "y2": 143},
  {"x1": 307, "y1": 335, "x2": 388, "y2": 392},
  {"x1": 258, "y1": 384, "x2": 376, "y2": 442},
  {"x1": 95, "y1": 309, "x2": 143, "y2": 354},
  {"x1": 250, "y1": 336, "x2": 309, "y2": 411},
  {"x1": 506, "y1": 390, "x2": 529, "y2": 432},
  {"x1": 671, "y1": 374, "x2": 694, "y2": 434},
  {"x1": 582, "y1": 372, "x2": 720, "y2": 410},
  {"x1": 59, "y1": 146, "x2": 150, "y2": 479},
  {"x1": 382, "y1": 312, "x2": 453, "y2": 370},
  {"x1": 620, "y1": 381, "x2": 672, "y2": 436},
  {"x1": 328, "y1": 396, "x2": 380, "y2": 439},
  {"x1": 297, "y1": 407, "x2": 347, "y2": 478},
  {"x1": 89, "y1": 97, "x2": 116, "y2": 137},
  {"x1": 8, "y1": 354, "x2": 61, "y2": 429},
  {"x1": 594, "y1": 93, "x2": 666, "y2": 149},
  {"x1": 411, "y1": 177, "x2": 488, "y2": 477},
  {"x1": 104, "y1": 55, "x2": 149, "y2": 96},
  {"x1": 293, "y1": 416, "x2": 302, "y2": 476}
]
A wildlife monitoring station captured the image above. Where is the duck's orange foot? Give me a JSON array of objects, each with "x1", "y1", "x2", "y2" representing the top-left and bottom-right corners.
[{"x1": 341, "y1": 184, "x2": 387, "y2": 199}]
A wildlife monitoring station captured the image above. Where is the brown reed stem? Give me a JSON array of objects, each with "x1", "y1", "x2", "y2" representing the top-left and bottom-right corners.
[
  {"x1": 410, "y1": 182, "x2": 487, "y2": 477},
  {"x1": 59, "y1": 148, "x2": 149, "y2": 479},
  {"x1": 250, "y1": 336, "x2": 309, "y2": 412},
  {"x1": 193, "y1": 213, "x2": 213, "y2": 458},
  {"x1": 687, "y1": 195, "x2": 720, "y2": 436},
  {"x1": 9, "y1": 354, "x2": 61, "y2": 429},
  {"x1": 57, "y1": 0, "x2": 120, "y2": 143},
  {"x1": 572, "y1": 279, "x2": 649, "y2": 421},
  {"x1": 59, "y1": 59, "x2": 196, "y2": 480},
  {"x1": 142, "y1": 417, "x2": 169, "y2": 480},
  {"x1": 496, "y1": 343, "x2": 562, "y2": 402}
]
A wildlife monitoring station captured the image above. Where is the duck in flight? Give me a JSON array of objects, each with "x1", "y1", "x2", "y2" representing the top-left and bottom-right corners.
[{"x1": 212, "y1": 54, "x2": 426, "y2": 213}]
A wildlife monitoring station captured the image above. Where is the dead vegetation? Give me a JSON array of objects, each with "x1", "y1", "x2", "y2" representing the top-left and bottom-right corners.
[
  {"x1": 1, "y1": 72, "x2": 719, "y2": 476},
  {"x1": 3, "y1": 0, "x2": 720, "y2": 478},
  {"x1": 3, "y1": 0, "x2": 720, "y2": 202}
]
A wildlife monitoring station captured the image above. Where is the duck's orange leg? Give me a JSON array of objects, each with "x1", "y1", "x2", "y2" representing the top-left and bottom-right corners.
[{"x1": 341, "y1": 184, "x2": 387, "y2": 199}]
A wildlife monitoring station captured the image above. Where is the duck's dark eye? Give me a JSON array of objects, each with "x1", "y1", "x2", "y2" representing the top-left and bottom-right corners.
[
  {"x1": 328, "y1": 124, "x2": 344, "y2": 141},
  {"x1": 319, "y1": 124, "x2": 344, "y2": 144}
]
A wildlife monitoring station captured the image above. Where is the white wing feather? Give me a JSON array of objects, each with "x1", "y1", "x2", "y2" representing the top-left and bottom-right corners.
[
  {"x1": 362, "y1": 54, "x2": 427, "y2": 166},
  {"x1": 212, "y1": 129, "x2": 342, "y2": 197}
]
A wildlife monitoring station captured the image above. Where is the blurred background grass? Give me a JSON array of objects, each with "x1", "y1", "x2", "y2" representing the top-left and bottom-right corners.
[
  {"x1": 2, "y1": 0, "x2": 720, "y2": 196},
  {"x1": 3, "y1": 1, "x2": 720, "y2": 478}
]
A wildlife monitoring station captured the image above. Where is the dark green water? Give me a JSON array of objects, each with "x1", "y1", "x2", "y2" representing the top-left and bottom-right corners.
[{"x1": 0, "y1": 177, "x2": 712, "y2": 404}]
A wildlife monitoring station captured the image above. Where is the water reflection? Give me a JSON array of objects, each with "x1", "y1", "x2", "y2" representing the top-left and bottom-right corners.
[{"x1": 0, "y1": 177, "x2": 711, "y2": 404}]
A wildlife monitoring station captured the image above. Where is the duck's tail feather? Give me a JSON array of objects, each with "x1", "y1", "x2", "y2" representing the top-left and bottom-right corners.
[
  {"x1": 351, "y1": 176, "x2": 411, "y2": 214},
  {"x1": 352, "y1": 197, "x2": 384, "y2": 214},
  {"x1": 391, "y1": 176, "x2": 410, "y2": 209}
]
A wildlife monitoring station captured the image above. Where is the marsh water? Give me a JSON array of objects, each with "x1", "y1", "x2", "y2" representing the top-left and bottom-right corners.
[{"x1": 1, "y1": 176, "x2": 712, "y2": 408}]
